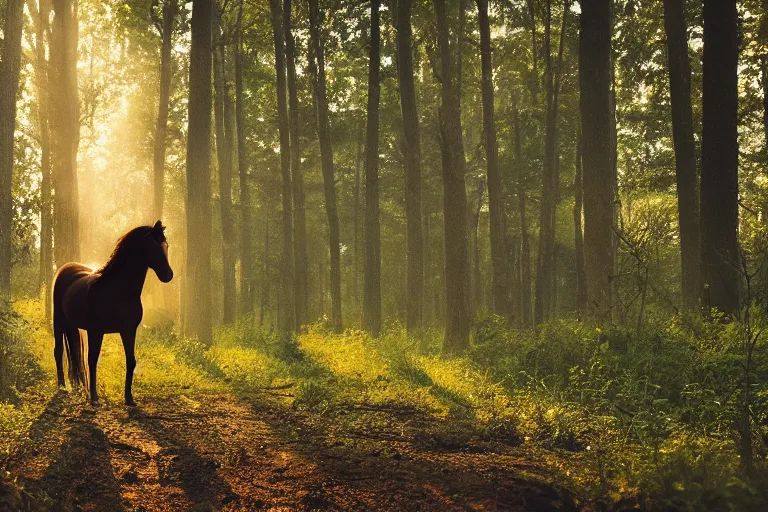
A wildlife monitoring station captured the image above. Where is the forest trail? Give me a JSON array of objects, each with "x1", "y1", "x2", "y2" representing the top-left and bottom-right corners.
[{"x1": 5, "y1": 386, "x2": 578, "y2": 511}]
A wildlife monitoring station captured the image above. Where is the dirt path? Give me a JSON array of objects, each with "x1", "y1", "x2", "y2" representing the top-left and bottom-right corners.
[{"x1": 4, "y1": 387, "x2": 580, "y2": 511}]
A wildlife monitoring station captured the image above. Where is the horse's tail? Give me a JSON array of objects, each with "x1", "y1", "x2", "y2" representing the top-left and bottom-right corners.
[{"x1": 53, "y1": 273, "x2": 87, "y2": 388}]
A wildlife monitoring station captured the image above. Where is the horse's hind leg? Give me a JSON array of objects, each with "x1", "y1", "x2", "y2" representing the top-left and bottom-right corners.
[
  {"x1": 87, "y1": 331, "x2": 104, "y2": 406},
  {"x1": 120, "y1": 329, "x2": 137, "y2": 406},
  {"x1": 53, "y1": 315, "x2": 65, "y2": 388}
]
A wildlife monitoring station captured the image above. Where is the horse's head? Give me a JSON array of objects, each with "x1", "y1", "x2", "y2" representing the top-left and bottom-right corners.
[{"x1": 144, "y1": 221, "x2": 174, "y2": 283}]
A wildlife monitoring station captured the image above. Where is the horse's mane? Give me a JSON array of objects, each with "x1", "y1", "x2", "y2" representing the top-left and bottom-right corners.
[{"x1": 95, "y1": 226, "x2": 154, "y2": 278}]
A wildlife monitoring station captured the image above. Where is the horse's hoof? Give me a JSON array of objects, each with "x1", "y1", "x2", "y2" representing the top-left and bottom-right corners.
[
  {"x1": 57, "y1": 385, "x2": 68, "y2": 393},
  {"x1": 91, "y1": 400, "x2": 101, "y2": 407},
  {"x1": 125, "y1": 399, "x2": 136, "y2": 407}
]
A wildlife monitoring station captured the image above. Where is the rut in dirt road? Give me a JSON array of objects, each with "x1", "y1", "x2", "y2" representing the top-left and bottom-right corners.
[{"x1": 5, "y1": 390, "x2": 579, "y2": 511}]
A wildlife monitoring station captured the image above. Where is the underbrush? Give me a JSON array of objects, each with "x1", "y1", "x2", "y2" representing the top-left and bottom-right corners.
[
  {"x1": 0, "y1": 301, "x2": 46, "y2": 459},
  {"x1": 201, "y1": 315, "x2": 768, "y2": 509}
]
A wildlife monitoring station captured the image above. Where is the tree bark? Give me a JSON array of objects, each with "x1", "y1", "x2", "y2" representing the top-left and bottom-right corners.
[
  {"x1": 363, "y1": 0, "x2": 382, "y2": 337},
  {"x1": 513, "y1": 103, "x2": 532, "y2": 327},
  {"x1": 213, "y1": 9, "x2": 236, "y2": 324},
  {"x1": 434, "y1": 0, "x2": 471, "y2": 352},
  {"x1": 0, "y1": 0, "x2": 25, "y2": 296},
  {"x1": 153, "y1": 0, "x2": 175, "y2": 221},
  {"x1": 535, "y1": 0, "x2": 567, "y2": 324},
  {"x1": 662, "y1": 0, "x2": 700, "y2": 310},
  {"x1": 471, "y1": 179, "x2": 486, "y2": 314},
  {"x1": 574, "y1": 127, "x2": 587, "y2": 312},
  {"x1": 396, "y1": 0, "x2": 425, "y2": 334},
  {"x1": 284, "y1": 0, "x2": 308, "y2": 328},
  {"x1": 269, "y1": 0, "x2": 295, "y2": 331},
  {"x1": 700, "y1": 0, "x2": 739, "y2": 315},
  {"x1": 579, "y1": 0, "x2": 614, "y2": 320},
  {"x1": 50, "y1": 0, "x2": 81, "y2": 267},
  {"x1": 184, "y1": 0, "x2": 214, "y2": 345},
  {"x1": 308, "y1": 0, "x2": 342, "y2": 332},
  {"x1": 476, "y1": 0, "x2": 507, "y2": 319},
  {"x1": 235, "y1": 0, "x2": 253, "y2": 316},
  {"x1": 32, "y1": 0, "x2": 54, "y2": 317}
]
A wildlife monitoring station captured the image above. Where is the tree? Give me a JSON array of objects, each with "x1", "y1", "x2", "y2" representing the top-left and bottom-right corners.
[
  {"x1": 30, "y1": 0, "x2": 53, "y2": 316},
  {"x1": 395, "y1": 0, "x2": 424, "y2": 333},
  {"x1": 184, "y1": 0, "x2": 214, "y2": 345},
  {"x1": 579, "y1": 0, "x2": 615, "y2": 319},
  {"x1": 151, "y1": 0, "x2": 176, "y2": 221},
  {"x1": 213, "y1": 6, "x2": 236, "y2": 324},
  {"x1": 700, "y1": 0, "x2": 739, "y2": 315},
  {"x1": 477, "y1": 0, "x2": 507, "y2": 318},
  {"x1": 513, "y1": 102, "x2": 532, "y2": 326},
  {"x1": 308, "y1": 0, "x2": 342, "y2": 332},
  {"x1": 662, "y1": 0, "x2": 700, "y2": 309},
  {"x1": 50, "y1": 0, "x2": 81, "y2": 266},
  {"x1": 535, "y1": 0, "x2": 567, "y2": 323},
  {"x1": 363, "y1": 0, "x2": 382, "y2": 336},
  {"x1": 435, "y1": 0, "x2": 471, "y2": 352},
  {"x1": 235, "y1": 0, "x2": 253, "y2": 316},
  {"x1": 284, "y1": 0, "x2": 308, "y2": 328},
  {"x1": 0, "y1": 0, "x2": 25, "y2": 296},
  {"x1": 573, "y1": 127, "x2": 587, "y2": 312},
  {"x1": 270, "y1": 0, "x2": 295, "y2": 331}
]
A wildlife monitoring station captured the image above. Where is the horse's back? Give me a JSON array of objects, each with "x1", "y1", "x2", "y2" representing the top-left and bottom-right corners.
[{"x1": 53, "y1": 263, "x2": 94, "y2": 301}]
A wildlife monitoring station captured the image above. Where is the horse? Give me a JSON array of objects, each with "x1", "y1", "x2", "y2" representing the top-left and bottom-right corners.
[{"x1": 52, "y1": 221, "x2": 174, "y2": 406}]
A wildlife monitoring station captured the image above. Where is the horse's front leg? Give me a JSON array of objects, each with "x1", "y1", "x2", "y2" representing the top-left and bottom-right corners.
[
  {"x1": 120, "y1": 329, "x2": 137, "y2": 406},
  {"x1": 87, "y1": 331, "x2": 104, "y2": 406}
]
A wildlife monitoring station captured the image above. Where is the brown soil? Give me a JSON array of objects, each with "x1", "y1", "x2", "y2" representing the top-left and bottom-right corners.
[{"x1": 3, "y1": 390, "x2": 579, "y2": 511}]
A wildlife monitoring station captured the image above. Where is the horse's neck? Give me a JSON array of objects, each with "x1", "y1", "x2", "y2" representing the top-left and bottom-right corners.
[{"x1": 108, "y1": 263, "x2": 148, "y2": 298}]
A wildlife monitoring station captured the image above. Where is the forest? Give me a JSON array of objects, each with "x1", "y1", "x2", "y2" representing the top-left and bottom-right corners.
[{"x1": 0, "y1": 0, "x2": 767, "y2": 510}]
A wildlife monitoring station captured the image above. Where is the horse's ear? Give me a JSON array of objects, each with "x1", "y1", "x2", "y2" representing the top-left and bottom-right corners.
[{"x1": 153, "y1": 220, "x2": 163, "y2": 230}]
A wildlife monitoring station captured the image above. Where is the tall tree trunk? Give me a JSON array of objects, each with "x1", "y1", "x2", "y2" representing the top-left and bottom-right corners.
[
  {"x1": 579, "y1": 0, "x2": 614, "y2": 320},
  {"x1": 354, "y1": 130, "x2": 361, "y2": 305},
  {"x1": 308, "y1": 0, "x2": 342, "y2": 332},
  {"x1": 700, "y1": 0, "x2": 739, "y2": 315},
  {"x1": 235, "y1": 0, "x2": 253, "y2": 316},
  {"x1": 0, "y1": 0, "x2": 25, "y2": 297},
  {"x1": 662, "y1": 0, "x2": 700, "y2": 310},
  {"x1": 363, "y1": 0, "x2": 382, "y2": 336},
  {"x1": 185, "y1": 0, "x2": 214, "y2": 345},
  {"x1": 526, "y1": 0, "x2": 539, "y2": 103},
  {"x1": 574, "y1": 127, "x2": 587, "y2": 312},
  {"x1": 213, "y1": 10, "x2": 236, "y2": 324},
  {"x1": 33, "y1": 0, "x2": 54, "y2": 317},
  {"x1": 153, "y1": 0, "x2": 175, "y2": 221},
  {"x1": 284, "y1": 0, "x2": 308, "y2": 328},
  {"x1": 269, "y1": 0, "x2": 295, "y2": 331},
  {"x1": 477, "y1": 0, "x2": 508, "y2": 319},
  {"x1": 435, "y1": 0, "x2": 471, "y2": 353},
  {"x1": 471, "y1": 179, "x2": 486, "y2": 314},
  {"x1": 535, "y1": 0, "x2": 567, "y2": 324},
  {"x1": 513, "y1": 103, "x2": 532, "y2": 326},
  {"x1": 260, "y1": 207, "x2": 271, "y2": 327},
  {"x1": 50, "y1": 0, "x2": 81, "y2": 267},
  {"x1": 396, "y1": 0, "x2": 425, "y2": 334}
]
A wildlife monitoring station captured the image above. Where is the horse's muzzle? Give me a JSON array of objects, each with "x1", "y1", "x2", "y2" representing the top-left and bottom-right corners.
[{"x1": 159, "y1": 269, "x2": 173, "y2": 283}]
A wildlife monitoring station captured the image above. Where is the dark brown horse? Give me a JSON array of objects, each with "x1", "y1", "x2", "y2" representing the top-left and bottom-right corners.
[{"x1": 53, "y1": 221, "x2": 173, "y2": 406}]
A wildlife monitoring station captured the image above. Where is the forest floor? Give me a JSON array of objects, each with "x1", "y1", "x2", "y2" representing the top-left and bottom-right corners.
[
  {"x1": 4, "y1": 388, "x2": 578, "y2": 511},
  {"x1": 1, "y1": 300, "x2": 584, "y2": 511}
]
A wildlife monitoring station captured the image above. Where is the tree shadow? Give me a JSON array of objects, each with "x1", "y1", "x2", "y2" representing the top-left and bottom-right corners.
[
  {"x1": 191, "y1": 346, "x2": 577, "y2": 510},
  {"x1": 124, "y1": 405, "x2": 237, "y2": 508},
  {"x1": 31, "y1": 407, "x2": 125, "y2": 511}
]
